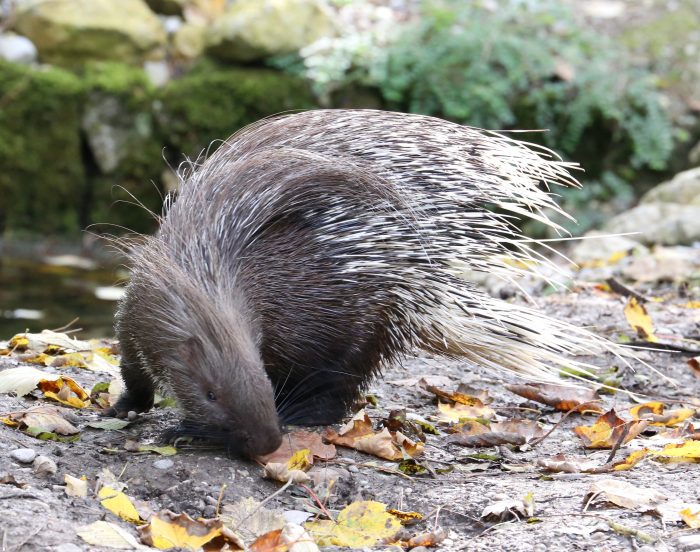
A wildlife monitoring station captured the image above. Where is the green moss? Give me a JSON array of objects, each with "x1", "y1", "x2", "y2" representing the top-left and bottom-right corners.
[
  {"x1": 0, "y1": 61, "x2": 85, "y2": 234},
  {"x1": 158, "y1": 62, "x2": 316, "y2": 159}
]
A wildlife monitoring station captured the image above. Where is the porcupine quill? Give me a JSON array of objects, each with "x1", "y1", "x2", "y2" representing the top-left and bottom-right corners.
[{"x1": 108, "y1": 110, "x2": 627, "y2": 457}]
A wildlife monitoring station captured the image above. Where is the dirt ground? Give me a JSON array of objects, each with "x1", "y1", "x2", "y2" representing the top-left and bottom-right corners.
[{"x1": 1, "y1": 271, "x2": 699, "y2": 552}]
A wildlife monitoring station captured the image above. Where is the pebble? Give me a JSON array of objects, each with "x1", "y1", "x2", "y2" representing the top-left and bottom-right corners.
[
  {"x1": 55, "y1": 544, "x2": 83, "y2": 552},
  {"x1": 11, "y1": 448, "x2": 36, "y2": 464},
  {"x1": 33, "y1": 455, "x2": 57, "y2": 477},
  {"x1": 127, "y1": 411, "x2": 138, "y2": 421},
  {"x1": 203, "y1": 505, "x2": 216, "y2": 518},
  {"x1": 204, "y1": 495, "x2": 218, "y2": 506},
  {"x1": 347, "y1": 465, "x2": 359, "y2": 473},
  {"x1": 153, "y1": 459, "x2": 174, "y2": 470}
]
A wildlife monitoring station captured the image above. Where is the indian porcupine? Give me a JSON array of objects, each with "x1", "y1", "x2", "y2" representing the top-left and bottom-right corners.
[{"x1": 110, "y1": 109, "x2": 620, "y2": 457}]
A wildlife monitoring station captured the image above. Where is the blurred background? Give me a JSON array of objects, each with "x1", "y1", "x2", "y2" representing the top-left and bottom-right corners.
[{"x1": 0, "y1": 0, "x2": 698, "y2": 337}]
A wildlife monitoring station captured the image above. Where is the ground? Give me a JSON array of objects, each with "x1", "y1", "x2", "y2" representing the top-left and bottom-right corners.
[{"x1": 1, "y1": 273, "x2": 699, "y2": 552}]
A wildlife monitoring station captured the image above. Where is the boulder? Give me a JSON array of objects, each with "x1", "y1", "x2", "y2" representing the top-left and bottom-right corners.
[
  {"x1": 206, "y1": 0, "x2": 335, "y2": 62},
  {"x1": 0, "y1": 32, "x2": 37, "y2": 64},
  {"x1": 13, "y1": 0, "x2": 167, "y2": 66},
  {"x1": 640, "y1": 167, "x2": 700, "y2": 205},
  {"x1": 603, "y1": 202, "x2": 700, "y2": 245}
]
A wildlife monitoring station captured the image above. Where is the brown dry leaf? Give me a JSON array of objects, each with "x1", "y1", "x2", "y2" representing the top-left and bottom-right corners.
[
  {"x1": 573, "y1": 410, "x2": 648, "y2": 449},
  {"x1": 586, "y1": 479, "x2": 667, "y2": 511},
  {"x1": 0, "y1": 366, "x2": 61, "y2": 396},
  {"x1": 506, "y1": 383, "x2": 603, "y2": 413},
  {"x1": 449, "y1": 419, "x2": 546, "y2": 447},
  {"x1": 220, "y1": 497, "x2": 287, "y2": 543},
  {"x1": 250, "y1": 523, "x2": 318, "y2": 552},
  {"x1": 38, "y1": 376, "x2": 90, "y2": 408},
  {"x1": 323, "y1": 410, "x2": 424, "y2": 461},
  {"x1": 437, "y1": 401, "x2": 495, "y2": 423},
  {"x1": 138, "y1": 510, "x2": 243, "y2": 550},
  {"x1": 264, "y1": 449, "x2": 313, "y2": 484},
  {"x1": 305, "y1": 501, "x2": 401, "y2": 548},
  {"x1": 4, "y1": 405, "x2": 80, "y2": 435},
  {"x1": 688, "y1": 356, "x2": 700, "y2": 378},
  {"x1": 623, "y1": 297, "x2": 657, "y2": 342},
  {"x1": 386, "y1": 509, "x2": 423, "y2": 525},
  {"x1": 652, "y1": 440, "x2": 700, "y2": 463},
  {"x1": 257, "y1": 430, "x2": 336, "y2": 465},
  {"x1": 422, "y1": 382, "x2": 490, "y2": 406},
  {"x1": 405, "y1": 528, "x2": 446, "y2": 548},
  {"x1": 537, "y1": 453, "x2": 602, "y2": 474},
  {"x1": 8, "y1": 330, "x2": 90, "y2": 354},
  {"x1": 629, "y1": 402, "x2": 694, "y2": 427}
]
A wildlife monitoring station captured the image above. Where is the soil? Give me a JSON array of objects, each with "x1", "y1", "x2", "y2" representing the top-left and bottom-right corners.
[{"x1": 1, "y1": 277, "x2": 699, "y2": 552}]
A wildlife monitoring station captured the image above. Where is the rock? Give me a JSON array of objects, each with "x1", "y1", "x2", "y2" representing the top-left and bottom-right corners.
[
  {"x1": 641, "y1": 167, "x2": 700, "y2": 205},
  {"x1": 153, "y1": 458, "x2": 174, "y2": 470},
  {"x1": 55, "y1": 544, "x2": 83, "y2": 552},
  {"x1": 0, "y1": 32, "x2": 37, "y2": 63},
  {"x1": 173, "y1": 22, "x2": 207, "y2": 59},
  {"x1": 11, "y1": 448, "x2": 36, "y2": 464},
  {"x1": 603, "y1": 202, "x2": 700, "y2": 246},
  {"x1": 206, "y1": 0, "x2": 335, "y2": 62},
  {"x1": 13, "y1": 0, "x2": 167, "y2": 66},
  {"x1": 33, "y1": 455, "x2": 58, "y2": 477},
  {"x1": 160, "y1": 15, "x2": 183, "y2": 35},
  {"x1": 144, "y1": 60, "x2": 171, "y2": 87}
]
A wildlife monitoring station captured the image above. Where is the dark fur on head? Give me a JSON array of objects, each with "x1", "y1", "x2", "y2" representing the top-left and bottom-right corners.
[{"x1": 109, "y1": 110, "x2": 625, "y2": 457}]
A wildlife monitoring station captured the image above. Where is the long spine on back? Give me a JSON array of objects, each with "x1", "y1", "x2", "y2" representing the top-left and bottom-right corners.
[{"x1": 148, "y1": 110, "x2": 613, "y2": 420}]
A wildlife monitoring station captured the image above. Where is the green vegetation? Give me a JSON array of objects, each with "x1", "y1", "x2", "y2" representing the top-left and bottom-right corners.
[
  {"x1": 0, "y1": 61, "x2": 85, "y2": 234},
  {"x1": 158, "y1": 61, "x2": 315, "y2": 159}
]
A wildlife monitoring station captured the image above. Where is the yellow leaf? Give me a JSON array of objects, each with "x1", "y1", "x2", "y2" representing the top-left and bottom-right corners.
[
  {"x1": 306, "y1": 501, "x2": 401, "y2": 548},
  {"x1": 680, "y1": 505, "x2": 700, "y2": 529},
  {"x1": 138, "y1": 511, "x2": 240, "y2": 550},
  {"x1": 38, "y1": 376, "x2": 90, "y2": 408},
  {"x1": 437, "y1": 401, "x2": 495, "y2": 423},
  {"x1": 684, "y1": 301, "x2": 700, "y2": 309},
  {"x1": 98, "y1": 485, "x2": 142, "y2": 524},
  {"x1": 623, "y1": 297, "x2": 657, "y2": 342},
  {"x1": 630, "y1": 402, "x2": 694, "y2": 427},
  {"x1": 287, "y1": 449, "x2": 312, "y2": 471},
  {"x1": 653, "y1": 440, "x2": 700, "y2": 463},
  {"x1": 613, "y1": 449, "x2": 650, "y2": 471}
]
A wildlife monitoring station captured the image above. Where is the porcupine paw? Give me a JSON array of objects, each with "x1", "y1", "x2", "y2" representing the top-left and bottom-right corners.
[
  {"x1": 162, "y1": 420, "x2": 208, "y2": 446},
  {"x1": 102, "y1": 391, "x2": 154, "y2": 418}
]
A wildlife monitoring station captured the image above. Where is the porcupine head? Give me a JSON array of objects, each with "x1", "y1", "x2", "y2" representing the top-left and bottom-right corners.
[{"x1": 115, "y1": 246, "x2": 284, "y2": 458}]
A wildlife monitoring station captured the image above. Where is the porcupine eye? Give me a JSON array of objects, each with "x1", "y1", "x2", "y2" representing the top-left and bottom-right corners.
[{"x1": 207, "y1": 391, "x2": 217, "y2": 402}]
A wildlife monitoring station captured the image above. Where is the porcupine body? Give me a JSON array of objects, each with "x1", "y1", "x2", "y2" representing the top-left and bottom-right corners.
[{"x1": 112, "y1": 109, "x2": 614, "y2": 457}]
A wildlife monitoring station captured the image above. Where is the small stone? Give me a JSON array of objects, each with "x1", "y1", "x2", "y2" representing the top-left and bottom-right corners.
[
  {"x1": 127, "y1": 411, "x2": 138, "y2": 421},
  {"x1": 0, "y1": 33, "x2": 37, "y2": 64},
  {"x1": 55, "y1": 544, "x2": 83, "y2": 552},
  {"x1": 204, "y1": 495, "x2": 218, "y2": 506},
  {"x1": 153, "y1": 459, "x2": 174, "y2": 470},
  {"x1": 33, "y1": 455, "x2": 58, "y2": 477},
  {"x1": 410, "y1": 547, "x2": 429, "y2": 552},
  {"x1": 347, "y1": 465, "x2": 359, "y2": 473},
  {"x1": 11, "y1": 448, "x2": 36, "y2": 464},
  {"x1": 203, "y1": 505, "x2": 216, "y2": 518}
]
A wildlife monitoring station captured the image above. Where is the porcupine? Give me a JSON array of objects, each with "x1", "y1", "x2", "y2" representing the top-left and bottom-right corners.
[{"x1": 110, "y1": 109, "x2": 619, "y2": 457}]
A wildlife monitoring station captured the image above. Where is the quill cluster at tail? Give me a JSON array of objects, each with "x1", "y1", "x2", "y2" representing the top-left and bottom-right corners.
[{"x1": 110, "y1": 110, "x2": 619, "y2": 457}]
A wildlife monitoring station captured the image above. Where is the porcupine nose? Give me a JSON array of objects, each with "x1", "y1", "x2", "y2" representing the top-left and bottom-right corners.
[{"x1": 243, "y1": 422, "x2": 284, "y2": 457}]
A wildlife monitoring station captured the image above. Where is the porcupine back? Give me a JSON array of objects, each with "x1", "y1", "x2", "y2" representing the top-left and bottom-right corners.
[{"x1": 128, "y1": 109, "x2": 614, "y2": 428}]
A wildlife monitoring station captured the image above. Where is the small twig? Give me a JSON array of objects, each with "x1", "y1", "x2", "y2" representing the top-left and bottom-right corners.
[
  {"x1": 50, "y1": 317, "x2": 81, "y2": 333},
  {"x1": 605, "y1": 278, "x2": 648, "y2": 303},
  {"x1": 233, "y1": 479, "x2": 293, "y2": 532},
  {"x1": 529, "y1": 402, "x2": 601, "y2": 447},
  {"x1": 605, "y1": 423, "x2": 631, "y2": 464},
  {"x1": 215, "y1": 484, "x2": 226, "y2": 517},
  {"x1": 299, "y1": 484, "x2": 333, "y2": 520}
]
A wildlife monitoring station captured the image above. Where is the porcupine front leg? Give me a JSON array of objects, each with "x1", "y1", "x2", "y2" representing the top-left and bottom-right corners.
[{"x1": 104, "y1": 335, "x2": 155, "y2": 417}]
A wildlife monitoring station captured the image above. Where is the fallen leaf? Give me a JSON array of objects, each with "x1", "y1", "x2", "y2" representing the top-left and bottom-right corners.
[
  {"x1": 680, "y1": 505, "x2": 700, "y2": 529},
  {"x1": 38, "y1": 375, "x2": 90, "y2": 408},
  {"x1": 405, "y1": 528, "x2": 446, "y2": 548},
  {"x1": 386, "y1": 509, "x2": 423, "y2": 524},
  {"x1": 652, "y1": 440, "x2": 700, "y2": 463},
  {"x1": 76, "y1": 520, "x2": 147, "y2": 550},
  {"x1": 612, "y1": 449, "x2": 651, "y2": 471},
  {"x1": 220, "y1": 497, "x2": 287, "y2": 542},
  {"x1": 506, "y1": 383, "x2": 603, "y2": 413},
  {"x1": 3, "y1": 405, "x2": 80, "y2": 436},
  {"x1": 422, "y1": 382, "x2": 490, "y2": 406},
  {"x1": 437, "y1": 401, "x2": 495, "y2": 423},
  {"x1": 323, "y1": 410, "x2": 423, "y2": 461},
  {"x1": 448, "y1": 419, "x2": 545, "y2": 447},
  {"x1": 630, "y1": 402, "x2": 694, "y2": 427},
  {"x1": 9, "y1": 330, "x2": 90, "y2": 354},
  {"x1": 585, "y1": 479, "x2": 667, "y2": 511},
  {"x1": 64, "y1": 474, "x2": 88, "y2": 497},
  {"x1": 99, "y1": 485, "x2": 143, "y2": 524},
  {"x1": 305, "y1": 501, "x2": 401, "y2": 548},
  {"x1": 0, "y1": 366, "x2": 60, "y2": 396},
  {"x1": 123, "y1": 441, "x2": 177, "y2": 456},
  {"x1": 138, "y1": 510, "x2": 243, "y2": 550},
  {"x1": 250, "y1": 523, "x2": 318, "y2": 552},
  {"x1": 624, "y1": 297, "x2": 657, "y2": 342},
  {"x1": 257, "y1": 430, "x2": 336, "y2": 465},
  {"x1": 481, "y1": 493, "x2": 535, "y2": 522},
  {"x1": 87, "y1": 419, "x2": 131, "y2": 431},
  {"x1": 688, "y1": 356, "x2": 700, "y2": 378},
  {"x1": 537, "y1": 453, "x2": 602, "y2": 474},
  {"x1": 574, "y1": 410, "x2": 648, "y2": 449}
]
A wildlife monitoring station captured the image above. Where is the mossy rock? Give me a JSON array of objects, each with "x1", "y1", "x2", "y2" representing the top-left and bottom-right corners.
[
  {"x1": 80, "y1": 62, "x2": 164, "y2": 234},
  {"x1": 157, "y1": 63, "x2": 317, "y2": 160},
  {"x1": 0, "y1": 61, "x2": 85, "y2": 235}
]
